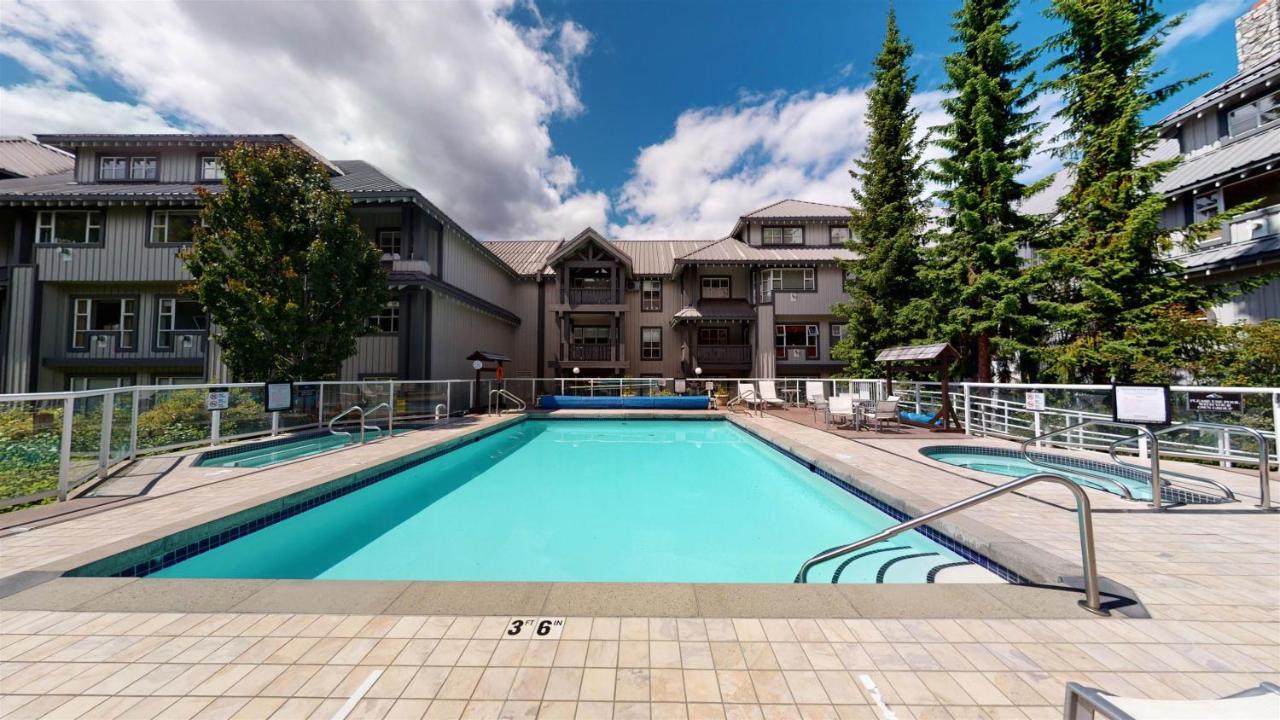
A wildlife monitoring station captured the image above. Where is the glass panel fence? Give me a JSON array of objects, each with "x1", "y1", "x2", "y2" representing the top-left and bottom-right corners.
[{"x1": 0, "y1": 399, "x2": 65, "y2": 507}]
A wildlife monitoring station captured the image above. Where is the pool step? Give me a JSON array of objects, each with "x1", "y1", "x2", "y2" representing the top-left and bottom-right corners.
[{"x1": 820, "y1": 544, "x2": 985, "y2": 585}]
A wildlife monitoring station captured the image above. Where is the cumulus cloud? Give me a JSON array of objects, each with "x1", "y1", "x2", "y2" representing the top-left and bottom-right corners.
[
  {"x1": 1162, "y1": 0, "x2": 1246, "y2": 55},
  {"x1": 609, "y1": 88, "x2": 949, "y2": 239},
  {"x1": 0, "y1": 0, "x2": 607, "y2": 239}
]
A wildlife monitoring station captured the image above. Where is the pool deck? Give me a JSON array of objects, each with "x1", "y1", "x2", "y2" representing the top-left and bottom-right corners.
[{"x1": 0, "y1": 410, "x2": 1276, "y2": 718}]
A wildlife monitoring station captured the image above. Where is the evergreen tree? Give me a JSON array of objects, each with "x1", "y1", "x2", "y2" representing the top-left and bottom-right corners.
[
  {"x1": 183, "y1": 143, "x2": 387, "y2": 380},
  {"x1": 1033, "y1": 0, "x2": 1232, "y2": 382},
  {"x1": 834, "y1": 9, "x2": 931, "y2": 375},
  {"x1": 925, "y1": 0, "x2": 1042, "y2": 382}
]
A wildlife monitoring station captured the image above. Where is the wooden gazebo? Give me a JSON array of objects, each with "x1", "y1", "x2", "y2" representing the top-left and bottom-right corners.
[{"x1": 875, "y1": 343, "x2": 963, "y2": 432}]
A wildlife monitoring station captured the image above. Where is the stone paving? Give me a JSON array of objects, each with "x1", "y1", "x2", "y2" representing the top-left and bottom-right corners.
[{"x1": 0, "y1": 410, "x2": 1277, "y2": 719}]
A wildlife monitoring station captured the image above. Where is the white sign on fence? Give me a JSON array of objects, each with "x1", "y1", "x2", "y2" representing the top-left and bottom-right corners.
[
  {"x1": 265, "y1": 382, "x2": 293, "y2": 412},
  {"x1": 1112, "y1": 384, "x2": 1170, "y2": 425},
  {"x1": 206, "y1": 387, "x2": 230, "y2": 411},
  {"x1": 1025, "y1": 391, "x2": 1046, "y2": 411}
]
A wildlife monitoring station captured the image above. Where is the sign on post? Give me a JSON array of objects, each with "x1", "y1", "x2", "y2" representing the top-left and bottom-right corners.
[
  {"x1": 1187, "y1": 391, "x2": 1243, "y2": 414},
  {"x1": 1112, "y1": 384, "x2": 1171, "y2": 425},
  {"x1": 1025, "y1": 391, "x2": 1046, "y2": 411},
  {"x1": 265, "y1": 381, "x2": 294, "y2": 412},
  {"x1": 206, "y1": 387, "x2": 230, "y2": 411}
]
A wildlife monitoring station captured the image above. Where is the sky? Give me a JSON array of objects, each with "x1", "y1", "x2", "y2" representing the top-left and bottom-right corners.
[{"x1": 0, "y1": 0, "x2": 1250, "y2": 241}]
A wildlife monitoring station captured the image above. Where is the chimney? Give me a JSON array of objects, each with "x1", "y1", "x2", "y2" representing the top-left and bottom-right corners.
[{"x1": 1237, "y1": 0, "x2": 1279, "y2": 72}]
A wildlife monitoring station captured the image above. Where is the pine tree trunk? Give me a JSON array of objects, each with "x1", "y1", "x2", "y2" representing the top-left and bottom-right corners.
[{"x1": 976, "y1": 332, "x2": 991, "y2": 383}]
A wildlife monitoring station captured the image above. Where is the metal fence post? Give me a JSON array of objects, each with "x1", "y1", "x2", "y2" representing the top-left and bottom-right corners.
[
  {"x1": 317, "y1": 385, "x2": 326, "y2": 429},
  {"x1": 446, "y1": 382, "x2": 452, "y2": 419},
  {"x1": 388, "y1": 380, "x2": 396, "y2": 434},
  {"x1": 211, "y1": 409, "x2": 221, "y2": 446},
  {"x1": 1273, "y1": 392, "x2": 1279, "y2": 471},
  {"x1": 271, "y1": 411, "x2": 280, "y2": 437},
  {"x1": 58, "y1": 397, "x2": 74, "y2": 502},
  {"x1": 963, "y1": 384, "x2": 972, "y2": 436},
  {"x1": 129, "y1": 389, "x2": 140, "y2": 461},
  {"x1": 97, "y1": 391, "x2": 115, "y2": 480}
]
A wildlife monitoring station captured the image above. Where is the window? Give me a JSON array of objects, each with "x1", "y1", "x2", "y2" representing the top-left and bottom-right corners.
[
  {"x1": 199, "y1": 156, "x2": 225, "y2": 181},
  {"x1": 698, "y1": 327, "x2": 728, "y2": 345},
  {"x1": 68, "y1": 376, "x2": 131, "y2": 392},
  {"x1": 762, "y1": 226, "x2": 803, "y2": 245},
  {"x1": 377, "y1": 228, "x2": 403, "y2": 257},
  {"x1": 641, "y1": 279, "x2": 662, "y2": 311},
  {"x1": 368, "y1": 301, "x2": 400, "y2": 333},
  {"x1": 72, "y1": 298, "x2": 136, "y2": 350},
  {"x1": 99, "y1": 157, "x2": 128, "y2": 180},
  {"x1": 150, "y1": 210, "x2": 200, "y2": 244},
  {"x1": 130, "y1": 157, "x2": 158, "y2": 180},
  {"x1": 36, "y1": 210, "x2": 102, "y2": 244},
  {"x1": 829, "y1": 226, "x2": 851, "y2": 244},
  {"x1": 775, "y1": 324, "x2": 818, "y2": 360},
  {"x1": 701, "y1": 276, "x2": 730, "y2": 299},
  {"x1": 830, "y1": 323, "x2": 846, "y2": 357},
  {"x1": 1227, "y1": 91, "x2": 1280, "y2": 136},
  {"x1": 154, "y1": 376, "x2": 203, "y2": 386},
  {"x1": 641, "y1": 327, "x2": 662, "y2": 360},
  {"x1": 1193, "y1": 190, "x2": 1221, "y2": 222},
  {"x1": 155, "y1": 298, "x2": 207, "y2": 349},
  {"x1": 757, "y1": 267, "x2": 815, "y2": 300},
  {"x1": 571, "y1": 326, "x2": 610, "y2": 344}
]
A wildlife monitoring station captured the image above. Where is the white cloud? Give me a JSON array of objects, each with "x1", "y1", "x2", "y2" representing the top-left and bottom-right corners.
[
  {"x1": 1162, "y1": 0, "x2": 1246, "y2": 55},
  {"x1": 610, "y1": 88, "x2": 949, "y2": 239},
  {"x1": 0, "y1": 0, "x2": 607, "y2": 239}
]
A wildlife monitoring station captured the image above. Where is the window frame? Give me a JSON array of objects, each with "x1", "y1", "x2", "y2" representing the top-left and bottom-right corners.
[
  {"x1": 761, "y1": 225, "x2": 804, "y2": 246},
  {"x1": 775, "y1": 323, "x2": 819, "y2": 360},
  {"x1": 97, "y1": 154, "x2": 159, "y2": 182},
  {"x1": 129, "y1": 156, "x2": 158, "y2": 181},
  {"x1": 153, "y1": 296, "x2": 208, "y2": 351},
  {"x1": 148, "y1": 208, "x2": 201, "y2": 246},
  {"x1": 70, "y1": 296, "x2": 138, "y2": 352},
  {"x1": 570, "y1": 326, "x2": 611, "y2": 344},
  {"x1": 367, "y1": 300, "x2": 401, "y2": 335},
  {"x1": 1226, "y1": 91, "x2": 1280, "y2": 137},
  {"x1": 757, "y1": 267, "x2": 816, "y2": 301},
  {"x1": 98, "y1": 156, "x2": 128, "y2": 181},
  {"x1": 640, "y1": 326, "x2": 663, "y2": 361},
  {"x1": 376, "y1": 227, "x2": 404, "y2": 258},
  {"x1": 36, "y1": 210, "x2": 104, "y2": 246},
  {"x1": 640, "y1": 279, "x2": 662, "y2": 312},
  {"x1": 198, "y1": 154, "x2": 226, "y2": 182},
  {"x1": 700, "y1": 275, "x2": 731, "y2": 299},
  {"x1": 829, "y1": 225, "x2": 852, "y2": 245},
  {"x1": 67, "y1": 375, "x2": 133, "y2": 392},
  {"x1": 829, "y1": 323, "x2": 846, "y2": 358}
]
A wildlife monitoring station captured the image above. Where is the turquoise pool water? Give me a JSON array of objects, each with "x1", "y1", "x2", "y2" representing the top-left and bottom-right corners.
[
  {"x1": 156, "y1": 420, "x2": 979, "y2": 583},
  {"x1": 920, "y1": 448, "x2": 1153, "y2": 500},
  {"x1": 196, "y1": 429, "x2": 401, "y2": 468}
]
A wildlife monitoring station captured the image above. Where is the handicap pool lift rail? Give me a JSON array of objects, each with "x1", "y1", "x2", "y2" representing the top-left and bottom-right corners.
[{"x1": 795, "y1": 471, "x2": 1108, "y2": 616}]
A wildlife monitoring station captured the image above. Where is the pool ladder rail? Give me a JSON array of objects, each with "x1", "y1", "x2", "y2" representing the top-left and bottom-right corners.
[
  {"x1": 327, "y1": 403, "x2": 391, "y2": 445},
  {"x1": 1108, "y1": 421, "x2": 1271, "y2": 510},
  {"x1": 488, "y1": 389, "x2": 527, "y2": 415},
  {"x1": 795, "y1": 471, "x2": 1109, "y2": 616}
]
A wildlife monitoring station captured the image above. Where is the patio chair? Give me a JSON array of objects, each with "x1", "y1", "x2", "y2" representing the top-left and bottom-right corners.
[
  {"x1": 1062, "y1": 680, "x2": 1279, "y2": 719},
  {"x1": 871, "y1": 400, "x2": 901, "y2": 432},
  {"x1": 756, "y1": 381, "x2": 787, "y2": 408},
  {"x1": 733, "y1": 381, "x2": 761, "y2": 411},
  {"x1": 825, "y1": 395, "x2": 854, "y2": 428},
  {"x1": 806, "y1": 381, "x2": 827, "y2": 421}
]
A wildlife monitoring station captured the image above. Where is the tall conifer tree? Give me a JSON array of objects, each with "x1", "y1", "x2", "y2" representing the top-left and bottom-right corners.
[
  {"x1": 926, "y1": 0, "x2": 1041, "y2": 382},
  {"x1": 834, "y1": 9, "x2": 931, "y2": 375}
]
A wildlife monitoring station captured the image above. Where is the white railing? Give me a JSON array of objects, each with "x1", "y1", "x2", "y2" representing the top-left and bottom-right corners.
[{"x1": 1, "y1": 376, "x2": 1274, "y2": 511}]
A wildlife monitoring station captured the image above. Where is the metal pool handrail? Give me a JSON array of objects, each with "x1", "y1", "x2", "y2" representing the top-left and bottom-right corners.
[
  {"x1": 328, "y1": 405, "x2": 363, "y2": 443},
  {"x1": 363, "y1": 402, "x2": 391, "y2": 443},
  {"x1": 794, "y1": 471, "x2": 1108, "y2": 615},
  {"x1": 1111, "y1": 422, "x2": 1270, "y2": 509},
  {"x1": 488, "y1": 388, "x2": 526, "y2": 415},
  {"x1": 1022, "y1": 420, "x2": 1162, "y2": 509}
]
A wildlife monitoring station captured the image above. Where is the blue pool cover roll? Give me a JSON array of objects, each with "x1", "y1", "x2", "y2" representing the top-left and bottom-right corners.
[{"x1": 538, "y1": 395, "x2": 712, "y2": 410}]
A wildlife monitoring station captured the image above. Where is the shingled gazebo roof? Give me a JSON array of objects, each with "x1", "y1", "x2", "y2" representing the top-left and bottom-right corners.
[{"x1": 875, "y1": 343, "x2": 960, "y2": 363}]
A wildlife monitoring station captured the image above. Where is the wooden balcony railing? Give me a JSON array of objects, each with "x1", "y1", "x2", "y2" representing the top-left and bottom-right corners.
[
  {"x1": 568, "y1": 344, "x2": 615, "y2": 361},
  {"x1": 565, "y1": 288, "x2": 617, "y2": 305},
  {"x1": 697, "y1": 344, "x2": 752, "y2": 365}
]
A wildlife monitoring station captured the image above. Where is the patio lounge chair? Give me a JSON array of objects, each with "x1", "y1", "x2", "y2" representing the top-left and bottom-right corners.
[
  {"x1": 871, "y1": 399, "x2": 901, "y2": 432},
  {"x1": 1063, "y1": 680, "x2": 1279, "y2": 719},
  {"x1": 756, "y1": 381, "x2": 787, "y2": 408},
  {"x1": 733, "y1": 382, "x2": 761, "y2": 411},
  {"x1": 825, "y1": 395, "x2": 854, "y2": 428},
  {"x1": 806, "y1": 381, "x2": 827, "y2": 421}
]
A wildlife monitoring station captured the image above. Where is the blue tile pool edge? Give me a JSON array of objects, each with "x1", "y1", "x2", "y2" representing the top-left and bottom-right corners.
[{"x1": 66, "y1": 415, "x2": 1021, "y2": 585}]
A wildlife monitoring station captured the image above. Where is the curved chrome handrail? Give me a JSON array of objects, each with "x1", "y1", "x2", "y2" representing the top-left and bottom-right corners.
[
  {"x1": 1020, "y1": 424, "x2": 1137, "y2": 501},
  {"x1": 795, "y1": 471, "x2": 1107, "y2": 615},
  {"x1": 1111, "y1": 421, "x2": 1270, "y2": 509},
  {"x1": 327, "y1": 405, "x2": 363, "y2": 444},
  {"x1": 434, "y1": 403, "x2": 447, "y2": 422},
  {"x1": 362, "y1": 402, "x2": 391, "y2": 443},
  {"x1": 488, "y1": 388, "x2": 527, "y2": 415},
  {"x1": 1021, "y1": 420, "x2": 1163, "y2": 509}
]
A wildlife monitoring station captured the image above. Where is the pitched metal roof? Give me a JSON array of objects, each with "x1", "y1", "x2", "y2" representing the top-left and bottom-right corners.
[
  {"x1": 1172, "y1": 236, "x2": 1280, "y2": 274},
  {"x1": 676, "y1": 237, "x2": 854, "y2": 265},
  {"x1": 481, "y1": 240, "x2": 563, "y2": 277},
  {"x1": 741, "y1": 199, "x2": 850, "y2": 219},
  {"x1": 36, "y1": 133, "x2": 342, "y2": 175},
  {"x1": 876, "y1": 343, "x2": 959, "y2": 362},
  {"x1": 611, "y1": 240, "x2": 713, "y2": 275},
  {"x1": 0, "y1": 137, "x2": 74, "y2": 178},
  {"x1": 1158, "y1": 53, "x2": 1280, "y2": 132},
  {"x1": 546, "y1": 228, "x2": 635, "y2": 272},
  {"x1": 1153, "y1": 127, "x2": 1280, "y2": 195}
]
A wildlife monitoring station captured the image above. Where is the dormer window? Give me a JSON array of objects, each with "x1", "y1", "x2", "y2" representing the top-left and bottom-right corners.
[
  {"x1": 99, "y1": 157, "x2": 128, "y2": 180},
  {"x1": 1227, "y1": 91, "x2": 1280, "y2": 137},
  {"x1": 762, "y1": 226, "x2": 803, "y2": 245},
  {"x1": 200, "y1": 155, "x2": 225, "y2": 182},
  {"x1": 130, "y1": 157, "x2": 157, "y2": 180}
]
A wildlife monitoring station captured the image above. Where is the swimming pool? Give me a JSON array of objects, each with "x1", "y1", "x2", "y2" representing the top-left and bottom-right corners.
[
  {"x1": 101, "y1": 420, "x2": 1004, "y2": 584},
  {"x1": 195, "y1": 429, "x2": 401, "y2": 468}
]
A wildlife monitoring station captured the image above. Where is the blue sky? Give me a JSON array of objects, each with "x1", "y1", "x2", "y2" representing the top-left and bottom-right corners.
[{"x1": 0, "y1": 0, "x2": 1250, "y2": 239}]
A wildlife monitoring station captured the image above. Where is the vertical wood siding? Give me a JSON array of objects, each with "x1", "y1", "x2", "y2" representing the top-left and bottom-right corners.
[
  {"x1": 1179, "y1": 113, "x2": 1222, "y2": 154},
  {"x1": 430, "y1": 295, "x2": 517, "y2": 379},
  {"x1": 442, "y1": 228, "x2": 515, "y2": 309},
  {"x1": 2, "y1": 267, "x2": 36, "y2": 393},
  {"x1": 35, "y1": 208, "x2": 191, "y2": 282},
  {"x1": 342, "y1": 335, "x2": 399, "y2": 380}
]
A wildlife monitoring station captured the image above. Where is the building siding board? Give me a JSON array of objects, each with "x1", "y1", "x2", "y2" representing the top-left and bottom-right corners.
[
  {"x1": 342, "y1": 335, "x2": 399, "y2": 380},
  {"x1": 35, "y1": 208, "x2": 190, "y2": 283},
  {"x1": 430, "y1": 294, "x2": 517, "y2": 380},
  {"x1": 443, "y1": 228, "x2": 516, "y2": 309},
  {"x1": 3, "y1": 266, "x2": 36, "y2": 393}
]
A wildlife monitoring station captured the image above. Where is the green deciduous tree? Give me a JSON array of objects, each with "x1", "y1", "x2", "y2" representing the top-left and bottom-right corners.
[
  {"x1": 925, "y1": 0, "x2": 1042, "y2": 382},
  {"x1": 834, "y1": 9, "x2": 931, "y2": 375},
  {"x1": 183, "y1": 143, "x2": 387, "y2": 381},
  {"x1": 1032, "y1": 0, "x2": 1238, "y2": 383}
]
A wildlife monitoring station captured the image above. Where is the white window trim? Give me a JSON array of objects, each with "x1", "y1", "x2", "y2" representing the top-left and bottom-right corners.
[
  {"x1": 641, "y1": 327, "x2": 662, "y2": 360},
  {"x1": 762, "y1": 226, "x2": 804, "y2": 245},
  {"x1": 150, "y1": 209, "x2": 200, "y2": 244},
  {"x1": 36, "y1": 210, "x2": 102, "y2": 244},
  {"x1": 368, "y1": 301, "x2": 401, "y2": 334},
  {"x1": 130, "y1": 156, "x2": 158, "y2": 180},
  {"x1": 377, "y1": 229, "x2": 403, "y2": 258},
  {"x1": 641, "y1": 279, "x2": 662, "y2": 311},
  {"x1": 72, "y1": 297, "x2": 136, "y2": 350},
  {"x1": 99, "y1": 156, "x2": 128, "y2": 180},
  {"x1": 199, "y1": 156, "x2": 225, "y2": 181}
]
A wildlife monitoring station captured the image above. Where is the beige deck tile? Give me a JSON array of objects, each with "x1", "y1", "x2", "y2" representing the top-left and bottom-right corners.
[
  {"x1": 650, "y1": 642, "x2": 681, "y2": 669},
  {"x1": 401, "y1": 666, "x2": 453, "y2": 700},
  {"x1": 367, "y1": 666, "x2": 419, "y2": 699},
  {"x1": 587, "y1": 641, "x2": 620, "y2": 668},
  {"x1": 619, "y1": 641, "x2": 650, "y2": 668},
  {"x1": 521, "y1": 641, "x2": 558, "y2": 667},
  {"x1": 650, "y1": 702, "x2": 689, "y2": 719},
  {"x1": 620, "y1": 619, "x2": 649, "y2": 641},
  {"x1": 472, "y1": 666, "x2": 519, "y2": 700},
  {"x1": 536, "y1": 700, "x2": 578, "y2": 719},
  {"x1": 650, "y1": 669, "x2": 686, "y2": 703},
  {"x1": 615, "y1": 668, "x2": 650, "y2": 702},
  {"x1": 462, "y1": 699, "x2": 504, "y2": 719},
  {"x1": 544, "y1": 667, "x2": 585, "y2": 701},
  {"x1": 680, "y1": 643, "x2": 714, "y2": 670},
  {"x1": 437, "y1": 666, "x2": 485, "y2": 700},
  {"x1": 580, "y1": 668, "x2": 618, "y2": 701},
  {"x1": 592, "y1": 618, "x2": 622, "y2": 641}
]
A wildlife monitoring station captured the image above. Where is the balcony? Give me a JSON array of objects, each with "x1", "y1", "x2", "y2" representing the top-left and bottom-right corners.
[
  {"x1": 45, "y1": 332, "x2": 207, "y2": 369},
  {"x1": 565, "y1": 287, "x2": 619, "y2": 306},
  {"x1": 776, "y1": 345, "x2": 819, "y2": 363},
  {"x1": 696, "y1": 344, "x2": 752, "y2": 366},
  {"x1": 568, "y1": 344, "x2": 615, "y2": 361},
  {"x1": 1225, "y1": 203, "x2": 1280, "y2": 244}
]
